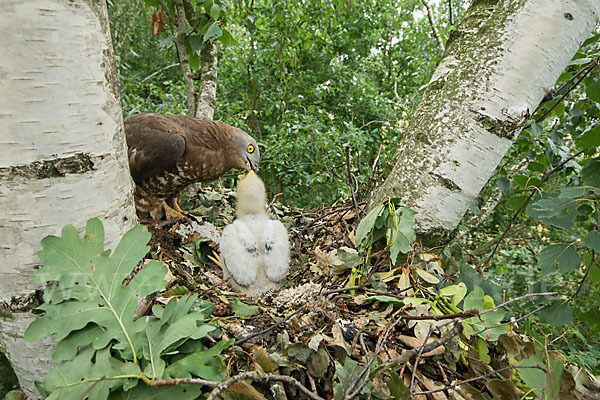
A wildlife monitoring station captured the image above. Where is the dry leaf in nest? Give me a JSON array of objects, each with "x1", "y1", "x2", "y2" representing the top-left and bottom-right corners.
[{"x1": 150, "y1": 10, "x2": 165, "y2": 35}]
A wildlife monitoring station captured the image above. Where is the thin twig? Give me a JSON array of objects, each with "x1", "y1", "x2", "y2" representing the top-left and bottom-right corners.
[
  {"x1": 573, "y1": 249, "x2": 596, "y2": 298},
  {"x1": 235, "y1": 305, "x2": 306, "y2": 346},
  {"x1": 535, "y1": 59, "x2": 598, "y2": 123},
  {"x1": 371, "y1": 143, "x2": 384, "y2": 176},
  {"x1": 206, "y1": 372, "x2": 324, "y2": 400},
  {"x1": 478, "y1": 292, "x2": 558, "y2": 316},
  {"x1": 410, "y1": 325, "x2": 435, "y2": 396},
  {"x1": 141, "y1": 62, "x2": 180, "y2": 83},
  {"x1": 197, "y1": 276, "x2": 231, "y2": 299},
  {"x1": 421, "y1": 0, "x2": 445, "y2": 52},
  {"x1": 345, "y1": 146, "x2": 361, "y2": 219},
  {"x1": 412, "y1": 365, "x2": 546, "y2": 396},
  {"x1": 154, "y1": 377, "x2": 218, "y2": 387},
  {"x1": 478, "y1": 149, "x2": 587, "y2": 271},
  {"x1": 386, "y1": 321, "x2": 463, "y2": 366},
  {"x1": 472, "y1": 297, "x2": 557, "y2": 337}
]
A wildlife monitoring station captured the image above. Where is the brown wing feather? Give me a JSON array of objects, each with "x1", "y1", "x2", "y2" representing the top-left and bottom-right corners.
[{"x1": 124, "y1": 115, "x2": 186, "y2": 183}]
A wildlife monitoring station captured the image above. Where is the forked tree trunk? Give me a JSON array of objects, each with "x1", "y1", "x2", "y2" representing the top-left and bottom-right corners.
[
  {"x1": 369, "y1": 0, "x2": 600, "y2": 245},
  {"x1": 0, "y1": 1, "x2": 137, "y2": 397}
]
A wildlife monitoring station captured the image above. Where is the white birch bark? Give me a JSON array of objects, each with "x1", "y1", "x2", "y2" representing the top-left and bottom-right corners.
[
  {"x1": 196, "y1": 41, "x2": 219, "y2": 120},
  {"x1": 0, "y1": 1, "x2": 137, "y2": 397},
  {"x1": 369, "y1": 0, "x2": 600, "y2": 245}
]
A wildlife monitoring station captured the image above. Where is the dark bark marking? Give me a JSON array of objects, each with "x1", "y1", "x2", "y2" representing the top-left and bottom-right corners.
[{"x1": 0, "y1": 153, "x2": 97, "y2": 180}]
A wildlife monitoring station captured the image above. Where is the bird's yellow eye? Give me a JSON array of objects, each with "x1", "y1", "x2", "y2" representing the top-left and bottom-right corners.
[{"x1": 247, "y1": 144, "x2": 255, "y2": 154}]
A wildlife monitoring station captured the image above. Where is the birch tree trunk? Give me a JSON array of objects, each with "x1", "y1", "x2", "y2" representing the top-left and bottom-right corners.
[
  {"x1": 369, "y1": 0, "x2": 600, "y2": 245},
  {"x1": 196, "y1": 42, "x2": 219, "y2": 120},
  {"x1": 0, "y1": 1, "x2": 137, "y2": 397}
]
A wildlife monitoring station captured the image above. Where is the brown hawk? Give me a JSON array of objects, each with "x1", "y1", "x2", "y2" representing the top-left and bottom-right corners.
[{"x1": 124, "y1": 113, "x2": 260, "y2": 220}]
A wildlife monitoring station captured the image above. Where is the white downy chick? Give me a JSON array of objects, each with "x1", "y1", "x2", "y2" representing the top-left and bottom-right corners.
[{"x1": 220, "y1": 171, "x2": 290, "y2": 297}]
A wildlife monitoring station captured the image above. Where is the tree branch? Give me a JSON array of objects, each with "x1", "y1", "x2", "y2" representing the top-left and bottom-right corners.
[
  {"x1": 169, "y1": 0, "x2": 197, "y2": 116},
  {"x1": 196, "y1": 41, "x2": 219, "y2": 119},
  {"x1": 206, "y1": 372, "x2": 324, "y2": 400},
  {"x1": 421, "y1": 0, "x2": 445, "y2": 52}
]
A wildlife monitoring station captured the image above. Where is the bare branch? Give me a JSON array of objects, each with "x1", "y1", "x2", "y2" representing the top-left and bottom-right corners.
[
  {"x1": 413, "y1": 365, "x2": 546, "y2": 396},
  {"x1": 421, "y1": 0, "x2": 445, "y2": 52},
  {"x1": 206, "y1": 372, "x2": 324, "y2": 400},
  {"x1": 168, "y1": 0, "x2": 197, "y2": 116}
]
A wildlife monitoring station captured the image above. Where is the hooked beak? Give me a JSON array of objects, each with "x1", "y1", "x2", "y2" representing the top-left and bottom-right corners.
[{"x1": 247, "y1": 157, "x2": 259, "y2": 173}]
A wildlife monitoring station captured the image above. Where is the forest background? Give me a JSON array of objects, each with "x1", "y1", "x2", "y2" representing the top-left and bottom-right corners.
[{"x1": 2, "y1": 0, "x2": 599, "y2": 398}]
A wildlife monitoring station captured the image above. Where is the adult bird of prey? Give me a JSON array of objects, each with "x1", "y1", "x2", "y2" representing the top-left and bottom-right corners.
[
  {"x1": 219, "y1": 171, "x2": 290, "y2": 298},
  {"x1": 124, "y1": 113, "x2": 260, "y2": 220}
]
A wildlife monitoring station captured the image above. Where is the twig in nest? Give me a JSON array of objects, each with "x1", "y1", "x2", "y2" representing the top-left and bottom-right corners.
[
  {"x1": 412, "y1": 365, "x2": 546, "y2": 396},
  {"x1": 206, "y1": 371, "x2": 324, "y2": 400},
  {"x1": 268, "y1": 193, "x2": 283, "y2": 213},
  {"x1": 235, "y1": 305, "x2": 307, "y2": 346},
  {"x1": 410, "y1": 325, "x2": 435, "y2": 396},
  {"x1": 197, "y1": 276, "x2": 231, "y2": 299}
]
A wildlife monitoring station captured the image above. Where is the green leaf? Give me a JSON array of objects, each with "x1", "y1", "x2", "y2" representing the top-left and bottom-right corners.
[
  {"x1": 387, "y1": 370, "x2": 410, "y2": 399},
  {"x1": 230, "y1": 299, "x2": 259, "y2": 317},
  {"x1": 203, "y1": 22, "x2": 222, "y2": 42},
  {"x1": 165, "y1": 339, "x2": 232, "y2": 381},
  {"x1": 508, "y1": 193, "x2": 528, "y2": 211},
  {"x1": 209, "y1": 3, "x2": 220, "y2": 20},
  {"x1": 439, "y1": 282, "x2": 467, "y2": 305},
  {"x1": 583, "y1": 230, "x2": 600, "y2": 252},
  {"x1": 527, "y1": 194, "x2": 578, "y2": 231},
  {"x1": 518, "y1": 348, "x2": 546, "y2": 399},
  {"x1": 462, "y1": 286, "x2": 507, "y2": 341},
  {"x1": 158, "y1": 34, "x2": 175, "y2": 48},
  {"x1": 586, "y1": 80, "x2": 600, "y2": 103},
  {"x1": 389, "y1": 207, "x2": 416, "y2": 264},
  {"x1": 219, "y1": 29, "x2": 237, "y2": 46},
  {"x1": 25, "y1": 219, "x2": 226, "y2": 398},
  {"x1": 537, "y1": 300, "x2": 573, "y2": 326},
  {"x1": 355, "y1": 204, "x2": 384, "y2": 247},
  {"x1": 580, "y1": 308, "x2": 600, "y2": 331},
  {"x1": 188, "y1": 33, "x2": 203, "y2": 53},
  {"x1": 537, "y1": 244, "x2": 580, "y2": 275},
  {"x1": 530, "y1": 122, "x2": 543, "y2": 138},
  {"x1": 582, "y1": 157, "x2": 600, "y2": 187},
  {"x1": 189, "y1": 51, "x2": 200, "y2": 70},
  {"x1": 496, "y1": 177, "x2": 512, "y2": 197},
  {"x1": 141, "y1": 296, "x2": 217, "y2": 379},
  {"x1": 458, "y1": 264, "x2": 504, "y2": 306},
  {"x1": 333, "y1": 358, "x2": 371, "y2": 400},
  {"x1": 575, "y1": 124, "x2": 600, "y2": 149},
  {"x1": 41, "y1": 347, "x2": 139, "y2": 400},
  {"x1": 111, "y1": 384, "x2": 203, "y2": 400}
]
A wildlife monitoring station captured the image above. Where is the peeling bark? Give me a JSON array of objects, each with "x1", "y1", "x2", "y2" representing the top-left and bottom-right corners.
[
  {"x1": 369, "y1": 0, "x2": 600, "y2": 245},
  {"x1": 196, "y1": 41, "x2": 219, "y2": 120},
  {"x1": 0, "y1": 1, "x2": 137, "y2": 397}
]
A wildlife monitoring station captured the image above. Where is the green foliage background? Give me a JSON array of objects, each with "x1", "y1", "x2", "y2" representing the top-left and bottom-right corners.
[{"x1": 108, "y1": 0, "x2": 449, "y2": 207}]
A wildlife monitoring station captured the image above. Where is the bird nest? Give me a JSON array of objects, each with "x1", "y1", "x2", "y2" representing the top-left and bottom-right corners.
[{"x1": 139, "y1": 184, "x2": 598, "y2": 400}]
